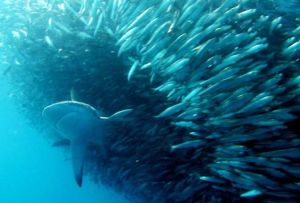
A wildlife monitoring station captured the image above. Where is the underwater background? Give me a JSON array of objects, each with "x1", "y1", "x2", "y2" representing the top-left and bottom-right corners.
[{"x1": 1, "y1": 0, "x2": 300, "y2": 202}]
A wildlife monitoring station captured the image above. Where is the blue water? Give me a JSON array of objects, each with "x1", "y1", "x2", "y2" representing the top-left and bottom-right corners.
[{"x1": 0, "y1": 78, "x2": 129, "y2": 203}]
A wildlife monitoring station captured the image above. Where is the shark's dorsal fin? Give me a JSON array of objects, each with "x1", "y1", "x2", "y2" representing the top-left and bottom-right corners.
[
  {"x1": 70, "y1": 87, "x2": 80, "y2": 101},
  {"x1": 100, "y1": 109, "x2": 133, "y2": 121}
]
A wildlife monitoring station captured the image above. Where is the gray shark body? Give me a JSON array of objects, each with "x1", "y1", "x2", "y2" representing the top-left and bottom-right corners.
[{"x1": 42, "y1": 101, "x2": 132, "y2": 187}]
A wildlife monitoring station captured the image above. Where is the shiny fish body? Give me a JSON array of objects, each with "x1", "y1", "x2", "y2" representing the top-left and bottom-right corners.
[{"x1": 171, "y1": 140, "x2": 205, "y2": 152}]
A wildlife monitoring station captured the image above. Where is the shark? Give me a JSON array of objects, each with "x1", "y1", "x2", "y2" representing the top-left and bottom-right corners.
[{"x1": 42, "y1": 100, "x2": 132, "y2": 187}]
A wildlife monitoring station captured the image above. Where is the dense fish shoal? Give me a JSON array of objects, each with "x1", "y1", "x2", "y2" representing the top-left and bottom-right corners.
[{"x1": 1, "y1": 0, "x2": 300, "y2": 202}]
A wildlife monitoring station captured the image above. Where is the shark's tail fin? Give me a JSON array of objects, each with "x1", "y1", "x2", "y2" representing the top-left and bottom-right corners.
[{"x1": 71, "y1": 138, "x2": 87, "y2": 187}]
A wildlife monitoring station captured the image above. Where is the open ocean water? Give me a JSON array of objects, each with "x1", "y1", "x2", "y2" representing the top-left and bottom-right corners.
[{"x1": 1, "y1": 0, "x2": 300, "y2": 203}]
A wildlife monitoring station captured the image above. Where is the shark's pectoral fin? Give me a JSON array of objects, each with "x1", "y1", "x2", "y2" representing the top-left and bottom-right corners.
[
  {"x1": 100, "y1": 109, "x2": 133, "y2": 121},
  {"x1": 56, "y1": 112, "x2": 80, "y2": 135},
  {"x1": 71, "y1": 138, "x2": 88, "y2": 187}
]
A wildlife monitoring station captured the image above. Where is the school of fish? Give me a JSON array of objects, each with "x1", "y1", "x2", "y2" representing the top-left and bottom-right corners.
[{"x1": 1, "y1": 0, "x2": 300, "y2": 202}]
